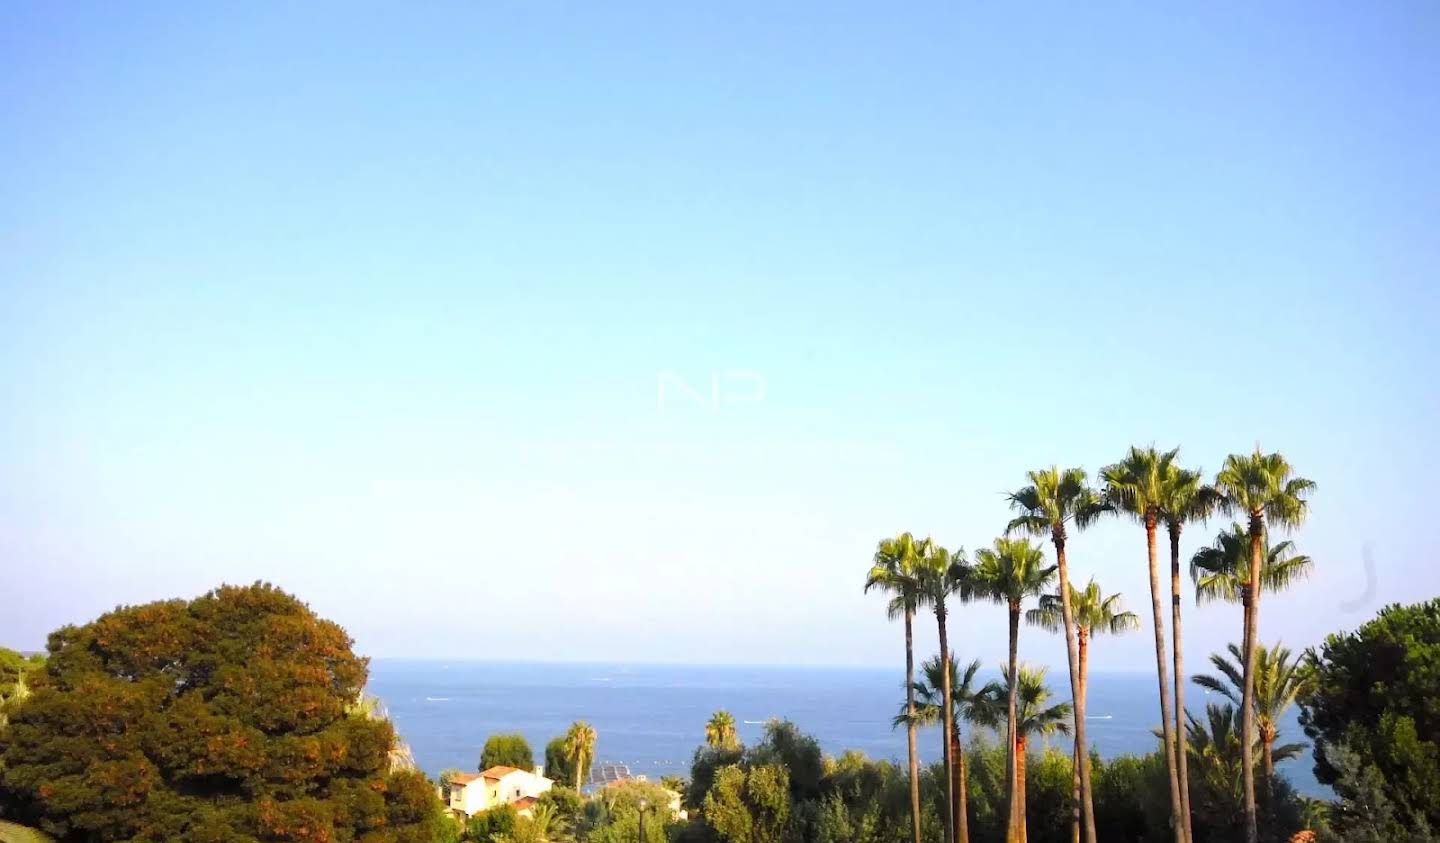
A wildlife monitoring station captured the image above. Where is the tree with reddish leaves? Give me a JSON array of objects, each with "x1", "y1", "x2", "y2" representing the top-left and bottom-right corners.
[{"x1": 0, "y1": 583, "x2": 442, "y2": 843}]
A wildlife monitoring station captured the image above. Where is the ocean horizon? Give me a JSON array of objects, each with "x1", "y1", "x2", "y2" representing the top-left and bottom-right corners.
[{"x1": 367, "y1": 659, "x2": 1327, "y2": 798}]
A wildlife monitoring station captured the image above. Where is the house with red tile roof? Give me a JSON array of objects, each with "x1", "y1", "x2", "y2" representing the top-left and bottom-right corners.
[{"x1": 445, "y1": 765, "x2": 554, "y2": 818}]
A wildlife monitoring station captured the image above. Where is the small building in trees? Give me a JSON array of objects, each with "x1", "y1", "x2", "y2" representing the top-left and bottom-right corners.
[{"x1": 446, "y1": 765, "x2": 554, "y2": 818}]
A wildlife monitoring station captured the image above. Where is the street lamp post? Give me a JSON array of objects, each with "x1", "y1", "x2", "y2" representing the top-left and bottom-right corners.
[{"x1": 638, "y1": 798, "x2": 649, "y2": 843}]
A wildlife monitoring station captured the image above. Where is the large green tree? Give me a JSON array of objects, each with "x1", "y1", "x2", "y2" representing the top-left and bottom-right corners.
[
  {"x1": 1299, "y1": 598, "x2": 1440, "y2": 839},
  {"x1": 864, "y1": 531, "x2": 926, "y2": 843},
  {"x1": 1006, "y1": 466, "x2": 1107, "y2": 843},
  {"x1": 544, "y1": 737, "x2": 577, "y2": 788},
  {"x1": 1213, "y1": 448, "x2": 1314, "y2": 843},
  {"x1": 965, "y1": 537, "x2": 1056, "y2": 843},
  {"x1": 1100, "y1": 445, "x2": 1187, "y2": 843},
  {"x1": 0, "y1": 583, "x2": 441, "y2": 843},
  {"x1": 703, "y1": 764, "x2": 791, "y2": 843},
  {"x1": 479, "y1": 733, "x2": 535, "y2": 772}
]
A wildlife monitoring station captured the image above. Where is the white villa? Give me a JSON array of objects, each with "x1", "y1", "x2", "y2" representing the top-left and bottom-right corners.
[{"x1": 447, "y1": 765, "x2": 554, "y2": 818}]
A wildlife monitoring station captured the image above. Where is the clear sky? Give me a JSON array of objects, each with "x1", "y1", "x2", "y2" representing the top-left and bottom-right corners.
[{"x1": 3, "y1": 2, "x2": 1438, "y2": 671}]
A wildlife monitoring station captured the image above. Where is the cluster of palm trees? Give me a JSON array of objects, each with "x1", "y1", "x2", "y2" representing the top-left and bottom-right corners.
[{"x1": 864, "y1": 446, "x2": 1314, "y2": 843}]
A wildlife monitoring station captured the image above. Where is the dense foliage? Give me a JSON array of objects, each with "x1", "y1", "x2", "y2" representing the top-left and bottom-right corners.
[
  {"x1": 1300, "y1": 597, "x2": 1440, "y2": 841},
  {"x1": 543, "y1": 739, "x2": 576, "y2": 789},
  {"x1": 452, "y1": 780, "x2": 676, "y2": 843},
  {"x1": 0, "y1": 584, "x2": 442, "y2": 843},
  {"x1": 479, "y1": 734, "x2": 535, "y2": 772},
  {"x1": 671, "y1": 716, "x2": 1318, "y2": 843},
  {"x1": 0, "y1": 650, "x2": 44, "y2": 703}
]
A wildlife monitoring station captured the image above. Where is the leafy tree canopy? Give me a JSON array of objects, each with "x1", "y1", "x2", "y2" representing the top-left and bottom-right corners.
[
  {"x1": 1300, "y1": 597, "x2": 1440, "y2": 837},
  {"x1": 544, "y1": 737, "x2": 576, "y2": 788},
  {"x1": 703, "y1": 764, "x2": 791, "y2": 843},
  {"x1": 479, "y1": 733, "x2": 534, "y2": 772},
  {"x1": 0, "y1": 583, "x2": 441, "y2": 843}
]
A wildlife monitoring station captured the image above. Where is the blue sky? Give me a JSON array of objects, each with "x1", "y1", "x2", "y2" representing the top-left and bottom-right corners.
[{"x1": 2, "y1": 2, "x2": 1437, "y2": 670}]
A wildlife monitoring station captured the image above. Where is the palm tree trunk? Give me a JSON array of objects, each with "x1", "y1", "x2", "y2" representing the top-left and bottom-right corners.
[
  {"x1": 1017, "y1": 734, "x2": 1029, "y2": 843},
  {"x1": 1007, "y1": 603, "x2": 1021, "y2": 843},
  {"x1": 1170, "y1": 524, "x2": 1194, "y2": 843},
  {"x1": 1053, "y1": 532, "x2": 1097, "y2": 843},
  {"x1": 1264, "y1": 735, "x2": 1276, "y2": 798},
  {"x1": 1241, "y1": 512, "x2": 1263, "y2": 843},
  {"x1": 938, "y1": 602, "x2": 956, "y2": 843},
  {"x1": 1080, "y1": 626, "x2": 1093, "y2": 840},
  {"x1": 1070, "y1": 739, "x2": 1081, "y2": 843},
  {"x1": 906, "y1": 608, "x2": 922, "y2": 843},
  {"x1": 1072, "y1": 625, "x2": 1090, "y2": 843},
  {"x1": 1145, "y1": 515, "x2": 1185, "y2": 843},
  {"x1": 953, "y1": 724, "x2": 970, "y2": 843}
]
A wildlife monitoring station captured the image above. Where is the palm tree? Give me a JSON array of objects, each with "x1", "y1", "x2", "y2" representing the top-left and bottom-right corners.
[
  {"x1": 1158, "y1": 462, "x2": 1219, "y2": 843},
  {"x1": 1006, "y1": 466, "x2": 1108, "y2": 843},
  {"x1": 865, "y1": 531, "x2": 926, "y2": 843},
  {"x1": 563, "y1": 720, "x2": 597, "y2": 790},
  {"x1": 1183, "y1": 703, "x2": 1247, "y2": 824},
  {"x1": 966, "y1": 537, "x2": 1056, "y2": 843},
  {"x1": 1101, "y1": 445, "x2": 1186, "y2": 843},
  {"x1": 916, "y1": 537, "x2": 967, "y2": 843},
  {"x1": 506, "y1": 801, "x2": 570, "y2": 843},
  {"x1": 1192, "y1": 643, "x2": 1313, "y2": 797},
  {"x1": 1028, "y1": 580, "x2": 1139, "y2": 843},
  {"x1": 1213, "y1": 448, "x2": 1315, "y2": 843},
  {"x1": 895, "y1": 655, "x2": 987, "y2": 843},
  {"x1": 1190, "y1": 525, "x2": 1313, "y2": 606},
  {"x1": 705, "y1": 710, "x2": 739, "y2": 751},
  {"x1": 0, "y1": 669, "x2": 30, "y2": 730},
  {"x1": 974, "y1": 665, "x2": 1072, "y2": 843},
  {"x1": 1181, "y1": 701, "x2": 1304, "y2": 835}
]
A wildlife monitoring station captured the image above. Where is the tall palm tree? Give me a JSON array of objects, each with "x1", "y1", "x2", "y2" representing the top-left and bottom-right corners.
[
  {"x1": 895, "y1": 655, "x2": 987, "y2": 843},
  {"x1": 1028, "y1": 580, "x2": 1139, "y2": 843},
  {"x1": 916, "y1": 537, "x2": 967, "y2": 843},
  {"x1": 966, "y1": 537, "x2": 1056, "y2": 843},
  {"x1": 704, "y1": 710, "x2": 739, "y2": 751},
  {"x1": 974, "y1": 665, "x2": 1072, "y2": 843},
  {"x1": 1190, "y1": 525, "x2": 1313, "y2": 606},
  {"x1": 1213, "y1": 449, "x2": 1314, "y2": 843},
  {"x1": 865, "y1": 531, "x2": 926, "y2": 843},
  {"x1": 1101, "y1": 445, "x2": 1186, "y2": 843},
  {"x1": 1192, "y1": 643, "x2": 1313, "y2": 797},
  {"x1": 563, "y1": 720, "x2": 597, "y2": 790},
  {"x1": 1158, "y1": 462, "x2": 1219, "y2": 843},
  {"x1": 1006, "y1": 466, "x2": 1108, "y2": 843}
]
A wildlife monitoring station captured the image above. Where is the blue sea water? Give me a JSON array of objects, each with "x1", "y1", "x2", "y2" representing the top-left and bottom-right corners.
[{"x1": 367, "y1": 660, "x2": 1325, "y2": 798}]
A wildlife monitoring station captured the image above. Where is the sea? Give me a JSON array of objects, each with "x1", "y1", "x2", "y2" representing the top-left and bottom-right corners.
[{"x1": 367, "y1": 660, "x2": 1327, "y2": 798}]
